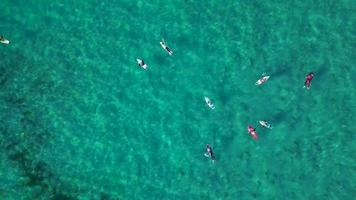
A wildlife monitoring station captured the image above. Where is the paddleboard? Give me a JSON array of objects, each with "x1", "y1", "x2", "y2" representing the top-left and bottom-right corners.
[{"x1": 136, "y1": 59, "x2": 147, "y2": 70}]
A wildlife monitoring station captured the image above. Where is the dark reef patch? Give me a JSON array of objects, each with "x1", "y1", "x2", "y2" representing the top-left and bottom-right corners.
[{"x1": 0, "y1": 50, "x2": 79, "y2": 200}]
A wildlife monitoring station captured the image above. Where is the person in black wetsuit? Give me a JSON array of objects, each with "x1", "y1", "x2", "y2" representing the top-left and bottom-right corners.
[{"x1": 204, "y1": 144, "x2": 215, "y2": 161}]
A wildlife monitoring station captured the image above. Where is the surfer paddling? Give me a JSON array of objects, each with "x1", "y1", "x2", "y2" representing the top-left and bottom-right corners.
[
  {"x1": 204, "y1": 144, "x2": 215, "y2": 162},
  {"x1": 136, "y1": 58, "x2": 147, "y2": 70},
  {"x1": 0, "y1": 35, "x2": 10, "y2": 45},
  {"x1": 247, "y1": 125, "x2": 258, "y2": 140},
  {"x1": 255, "y1": 73, "x2": 270, "y2": 85},
  {"x1": 259, "y1": 120, "x2": 272, "y2": 129},
  {"x1": 304, "y1": 72, "x2": 314, "y2": 89},
  {"x1": 160, "y1": 39, "x2": 173, "y2": 56},
  {"x1": 204, "y1": 97, "x2": 215, "y2": 109}
]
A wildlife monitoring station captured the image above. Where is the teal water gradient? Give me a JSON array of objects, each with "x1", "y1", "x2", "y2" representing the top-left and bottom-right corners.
[{"x1": 0, "y1": 0, "x2": 355, "y2": 199}]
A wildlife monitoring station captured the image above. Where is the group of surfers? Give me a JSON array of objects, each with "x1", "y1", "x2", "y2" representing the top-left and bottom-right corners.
[
  {"x1": 136, "y1": 38, "x2": 315, "y2": 163},
  {"x1": 204, "y1": 72, "x2": 314, "y2": 162},
  {"x1": 2, "y1": 36, "x2": 315, "y2": 163}
]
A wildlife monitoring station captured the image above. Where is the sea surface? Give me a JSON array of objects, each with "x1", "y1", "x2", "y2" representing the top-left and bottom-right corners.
[{"x1": 0, "y1": 0, "x2": 355, "y2": 199}]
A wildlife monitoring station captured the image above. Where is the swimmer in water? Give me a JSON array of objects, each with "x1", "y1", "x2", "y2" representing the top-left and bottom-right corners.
[
  {"x1": 204, "y1": 144, "x2": 215, "y2": 162},
  {"x1": 304, "y1": 72, "x2": 314, "y2": 89},
  {"x1": 160, "y1": 39, "x2": 173, "y2": 56}
]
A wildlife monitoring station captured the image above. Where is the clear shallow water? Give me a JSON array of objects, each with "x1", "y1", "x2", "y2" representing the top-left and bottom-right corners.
[{"x1": 0, "y1": 0, "x2": 355, "y2": 199}]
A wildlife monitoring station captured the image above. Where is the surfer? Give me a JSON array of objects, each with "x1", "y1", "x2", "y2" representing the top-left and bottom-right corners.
[
  {"x1": 204, "y1": 144, "x2": 215, "y2": 161},
  {"x1": 304, "y1": 72, "x2": 314, "y2": 89},
  {"x1": 255, "y1": 73, "x2": 270, "y2": 85},
  {"x1": 204, "y1": 97, "x2": 215, "y2": 109},
  {"x1": 259, "y1": 120, "x2": 272, "y2": 129},
  {"x1": 247, "y1": 125, "x2": 258, "y2": 140},
  {"x1": 0, "y1": 35, "x2": 10, "y2": 45},
  {"x1": 160, "y1": 39, "x2": 173, "y2": 56},
  {"x1": 137, "y1": 58, "x2": 147, "y2": 69}
]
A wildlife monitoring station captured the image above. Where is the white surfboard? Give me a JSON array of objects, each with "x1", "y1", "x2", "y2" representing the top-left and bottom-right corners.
[
  {"x1": 204, "y1": 97, "x2": 215, "y2": 109},
  {"x1": 0, "y1": 39, "x2": 10, "y2": 45},
  {"x1": 255, "y1": 76, "x2": 270, "y2": 85},
  {"x1": 136, "y1": 59, "x2": 147, "y2": 70}
]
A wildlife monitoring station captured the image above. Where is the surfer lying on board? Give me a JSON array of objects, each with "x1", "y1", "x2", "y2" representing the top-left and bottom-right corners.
[
  {"x1": 0, "y1": 35, "x2": 10, "y2": 45},
  {"x1": 160, "y1": 39, "x2": 173, "y2": 55},
  {"x1": 137, "y1": 58, "x2": 147, "y2": 69},
  {"x1": 204, "y1": 97, "x2": 215, "y2": 109},
  {"x1": 247, "y1": 125, "x2": 258, "y2": 140},
  {"x1": 304, "y1": 72, "x2": 314, "y2": 89},
  {"x1": 255, "y1": 73, "x2": 270, "y2": 85},
  {"x1": 204, "y1": 144, "x2": 215, "y2": 162},
  {"x1": 259, "y1": 120, "x2": 272, "y2": 129}
]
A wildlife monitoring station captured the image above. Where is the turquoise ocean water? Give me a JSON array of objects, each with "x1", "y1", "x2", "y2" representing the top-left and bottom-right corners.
[{"x1": 0, "y1": 0, "x2": 355, "y2": 199}]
